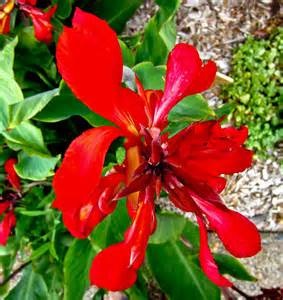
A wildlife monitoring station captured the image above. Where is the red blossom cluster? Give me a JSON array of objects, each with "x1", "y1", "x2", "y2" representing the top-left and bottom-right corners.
[
  {"x1": 0, "y1": 158, "x2": 21, "y2": 245},
  {"x1": 53, "y1": 8, "x2": 261, "y2": 291},
  {"x1": 0, "y1": 0, "x2": 56, "y2": 43}
]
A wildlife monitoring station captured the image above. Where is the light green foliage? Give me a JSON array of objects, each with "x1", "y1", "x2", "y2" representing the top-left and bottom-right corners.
[{"x1": 221, "y1": 28, "x2": 283, "y2": 156}]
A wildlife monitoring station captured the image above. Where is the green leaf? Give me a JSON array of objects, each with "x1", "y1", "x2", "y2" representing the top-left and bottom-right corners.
[
  {"x1": 0, "y1": 37, "x2": 23, "y2": 133},
  {"x1": 116, "y1": 147, "x2": 126, "y2": 164},
  {"x1": 214, "y1": 253, "x2": 256, "y2": 282},
  {"x1": 15, "y1": 208, "x2": 53, "y2": 216},
  {"x1": 181, "y1": 219, "x2": 200, "y2": 252},
  {"x1": 149, "y1": 212, "x2": 186, "y2": 244},
  {"x1": 15, "y1": 152, "x2": 60, "y2": 180},
  {"x1": 215, "y1": 103, "x2": 235, "y2": 118},
  {"x1": 119, "y1": 40, "x2": 135, "y2": 67},
  {"x1": 168, "y1": 94, "x2": 216, "y2": 135},
  {"x1": 55, "y1": 0, "x2": 74, "y2": 19},
  {"x1": 35, "y1": 82, "x2": 111, "y2": 127},
  {"x1": 14, "y1": 27, "x2": 57, "y2": 94},
  {"x1": 147, "y1": 242, "x2": 220, "y2": 300},
  {"x1": 135, "y1": 0, "x2": 181, "y2": 65},
  {"x1": 63, "y1": 239, "x2": 96, "y2": 300},
  {"x1": 2, "y1": 121, "x2": 49, "y2": 156},
  {"x1": 6, "y1": 265, "x2": 49, "y2": 300},
  {"x1": 133, "y1": 62, "x2": 166, "y2": 90},
  {"x1": 9, "y1": 89, "x2": 59, "y2": 128},
  {"x1": 91, "y1": 0, "x2": 143, "y2": 33}
]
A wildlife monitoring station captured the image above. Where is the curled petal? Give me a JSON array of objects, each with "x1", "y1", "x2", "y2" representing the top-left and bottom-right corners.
[
  {"x1": 0, "y1": 210, "x2": 16, "y2": 245},
  {"x1": 53, "y1": 126, "x2": 122, "y2": 238},
  {"x1": 153, "y1": 44, "x2": 216, "y2": 127},
  {"x1": 167, "y1": 121, "x2": 253, "y2": 190},
  {"x1": 4, "y1": 158, "x2": 21, "y2": 191},
  {"x1": 197, "y1": 216, "x2": 232, "y2": 287},
  {"x1": 190, "y1": 190, "x2": 261, "y2": 258},
  {"x1": 56, "y1": 8, "x2": 123, "y2": 125}
]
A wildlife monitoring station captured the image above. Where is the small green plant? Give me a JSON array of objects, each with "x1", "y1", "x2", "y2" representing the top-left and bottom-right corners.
[{"x1": 221, "y1": 28, "x2": 283, "y2": 156}]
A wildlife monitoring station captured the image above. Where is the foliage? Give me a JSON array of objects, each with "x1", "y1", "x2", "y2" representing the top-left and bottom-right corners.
[{"x1": 221, "y1": 28, "x2": 283, "y2": 156}]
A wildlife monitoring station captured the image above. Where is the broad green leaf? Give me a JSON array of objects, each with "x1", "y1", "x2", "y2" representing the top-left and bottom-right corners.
[
  {"x1": 214, "y1": 253, "x2": 256, "y2": 282},
  {"x1": 147, "y1": 242, "x2": 220, "y2": 300},
  {"x1": 0, "y1": 37, "x2": 18, "y2": 76},
  {"x1": 133, "y1": 62, "x2": 166, "y2": 90},
  {"x1": 0, "y1": 37, "x2": 23, "y2": 133},
  {"x1": 215, "y1": 103, "x2": 235, "y2": 118},
  {"x1": 2, "y1": 122, "x2": 49, "y2": 156},
  {"x1": 35, "y1": 82, "x2": 111, "y2": 127},
  {"x1": 55, "y1": 0, "x2": 74, "y2": 19},
  {"x1": 9, "y1": 88, "x2": 59, "y2": 128},
  {"x1": 135, "y1": 0, "x2": 181, "y2": 65},
  {"x1": 6, "y1": 265, "x2": 49, "y2": 300},
  {"x1": 91, "y1": 0, "x2": 143, "y2": 33},
  {"x1": 181, "y1": 219, "x2": 200, "y2": 252},
  {"x1": 91, "y1": 199, "x2": 130, "y2": 249},
  {"x1": 15, "y1": 152, "x2": 60, "y2": 180},
  {"x1": 14, "y1": 27, "x2": 57, "y2": 94},
  {"x1": 149, "y1": 212, "x2": 186, "y2": 244},
  {"x1": 63, "y1": 239, "x2": 96, "y2": 300},
  {"x1": 168, "y1": 94, "x2": 216, "y2": 135}
]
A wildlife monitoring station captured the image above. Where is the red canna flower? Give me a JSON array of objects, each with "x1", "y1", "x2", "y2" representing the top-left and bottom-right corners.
[
  {"x1": 20, "y1": 3, "x2": 57, "y2": 44},
  {"x1": 53, "y1": 8, "x2": 261, "y2": 291},
  {"x1": 0, "y1": 158, "x2": 21, "y2": 245},
  {"x1": 0, "y1": 0, "x2": 56, "y2": 44}
]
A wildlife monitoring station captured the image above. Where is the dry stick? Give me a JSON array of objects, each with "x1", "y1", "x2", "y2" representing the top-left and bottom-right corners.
[
  {"x1": 0, "y1": 261, "x2": 31, "y2": 287},
  {"x1": 232, "y1": 285, "x2": 254, "y2": 299}
]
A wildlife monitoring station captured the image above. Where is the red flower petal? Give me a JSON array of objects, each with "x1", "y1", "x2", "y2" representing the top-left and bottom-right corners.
[
  {"x1": 197, "y1": 216, "x2": 232, "y2": 287},
  {"x1": 90, "y1": 242, "x2": 137, "y2": 291},
  {"x1": 153, "y1": 44, "x2": 216, "y2": 127},
  {"x1": 0, "y1": 210, "x2": 16, "y2": 245},
  {"x1": 90, "y1": 188, "x2": 155, "y2": 291},
  {"x1": 56, "y1": 8, "x2": 123, "y2": 125},
  {"x1": 191, "y1": 191, "x2": 261, "y2": 257},
  {"x1": 53, "y1": 126, "x2": 122, "y2": 238},
  {"x1": 20, "y1": 4, "x2": 56, "y2": 44},
  {"x1": 0, "y1": 15, "x2": 11, "y2": 34},
  {"x1": 4, "y1": 158, "x2": 21, "y2": 191},
  {"x1": 167, "y1": 121, "x2": 252, "y2": 191},
  {"x1": 0, "y1": 202, "x2": 10, "y2": 215}
]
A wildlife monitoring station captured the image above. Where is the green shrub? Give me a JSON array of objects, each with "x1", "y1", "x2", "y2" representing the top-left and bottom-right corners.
[{"x1": 221, "y1": 28, "x2": 283, "y2": 156}]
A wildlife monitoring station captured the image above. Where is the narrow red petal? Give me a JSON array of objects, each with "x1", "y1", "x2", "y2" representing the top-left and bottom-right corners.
[
  {"x1": 4, "y1": 158, "x2": 21, "y2": 191},
  {"x1": 0, "y1": 211, "x2": 16, "y2": 245},
  {"x1": 56, "y1": 8, "x2": 123, "y2": 124},
  {"x1": 191, "y1": 191, "x2": 261, "y2": 257},
  {"x1": 53, "y1": 126, "x2": 122, "y2": 238},
  {"x1": 153, "y1": 44, "x2": 216, "y2": 127},
  {"x1": 0, "y1": 202, "x2": 10, "y2": 215},
  {"x1": 90, "y1": 188, "x2": 155, "y2": 291},
  {"x1": 0, "y1": 15, "x2": 11, "y2": 34},
  {"x1": 197, "y1": 216, "x2": 232, "y2": 287}
]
